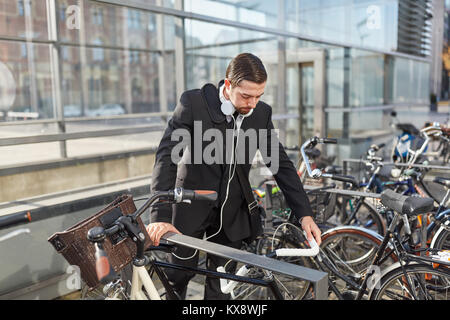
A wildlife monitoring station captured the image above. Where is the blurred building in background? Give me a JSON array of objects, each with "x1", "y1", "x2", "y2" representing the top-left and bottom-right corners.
[
  {"x1": 439, "y1": 0, "x2": 450, "y2": 102},
  {"x1": 2, "y1": 0, "x2": 450, "y2": 300},
  {"x1": 0, "y1": 0, "x2": 446, "y2": 200}
]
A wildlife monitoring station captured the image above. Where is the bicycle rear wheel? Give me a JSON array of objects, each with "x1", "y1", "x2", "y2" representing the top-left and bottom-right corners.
[
  {"x1": 431, "y1": 219, "x2": 450, "y2": 251},
  {"x1": 370, "y1": 263, "x2": 450, "y2": 300},
  {"x1": 320, "y1": 226, "x2": 396, "y2": 299}
]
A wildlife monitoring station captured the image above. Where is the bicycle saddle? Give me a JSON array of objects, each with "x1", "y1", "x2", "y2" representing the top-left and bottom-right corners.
[
  {"x1": 329, "y1": 174, "x2": 358, "y2": 189},
  {"x1": 396, "y1": 123, "x2": 420, "y2": 136},
  {"x1": 324, "y1": 165, "x2": 343, "y2": 174},
  {"x1": 304, "y1": 147, "x2": 321, "y2": 158},
  {"x1": 380, "y1": 189, "x2": 434, "y2": 217},
  {"x1": 433, "y1": 177, "x2": 450, "y2": 189}
]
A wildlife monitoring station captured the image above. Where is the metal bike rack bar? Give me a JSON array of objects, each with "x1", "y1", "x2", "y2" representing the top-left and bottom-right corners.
[
  {"x1": 162, "y1": 232, "x2": 329, "y2": 300},
  {"x1": 343, "y1": 158, "x2": 450, "y2": 172},
  {"x1": 303, "y1": 185, "x2": 381, "y2": 199}
]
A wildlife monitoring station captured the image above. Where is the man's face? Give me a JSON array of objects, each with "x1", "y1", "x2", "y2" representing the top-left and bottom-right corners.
[{"x1": 224, "y1": 79, "x2": 266, "y2": 115}]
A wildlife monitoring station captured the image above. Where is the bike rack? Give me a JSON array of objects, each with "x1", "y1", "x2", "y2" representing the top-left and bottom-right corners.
[
  {"x1": 162, "y1": 232, "x2": 329, "y2": 300},
  {"x1": 342, "y1": 158, "x2": 450, "y2": 175},
  {"x1": 303, "y1": 185, "x2": 381, "y2": 199}
]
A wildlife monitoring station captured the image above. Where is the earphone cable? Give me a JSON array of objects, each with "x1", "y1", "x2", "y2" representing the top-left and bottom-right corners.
[{"x1": 172, "y1": 114, "x2": 240, "y2": 260}]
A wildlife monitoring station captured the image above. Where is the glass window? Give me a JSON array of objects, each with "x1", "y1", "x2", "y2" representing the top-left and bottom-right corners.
[
  {"x1": 392, "y1": 57, "x2": 430, "y2": 104},
  {"x1": 184, "y1": 0, "x2": 278, "y2": 29},
  {"x1": 0, "y1": 0, "x2": 49, "y2": 41},
  {"x1": 349, "y1": 49, "x2": 384, "y2": 107},
  {"x1": 327, "y1": 47, "x2": 345, "y2": 107},
  {"x1": 0, "y1": 41, "x2": 54, "y2": 120},
  {"x1": 285, "y1": 0, "x2": 398, "y2": 51},
  {"x1": 184, "y1": 19, "x2": 278, "y2": 109},
  {"x1": 55, "y1": 1, "x2": 176, "y2": 117}
]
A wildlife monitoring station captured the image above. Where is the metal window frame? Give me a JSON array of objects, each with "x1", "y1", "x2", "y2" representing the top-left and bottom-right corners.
[
  {"x1": 93, "y1": 0, "x2": 431, "y2": 63},
  {"x1": 0, "y1": 123, "x2": 166, "y2": 147},
  {"x1": 0, "y1": 0, "x2": 433, "y2": 162}
]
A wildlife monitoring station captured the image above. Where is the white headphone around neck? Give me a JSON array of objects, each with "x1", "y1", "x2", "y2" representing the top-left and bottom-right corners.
[
  {"x1": 220, "y1": 100, "x2": 235, "y2": 116},
  {"x1": 220, "y1": 100, "x2": 254, "y2": 118}
]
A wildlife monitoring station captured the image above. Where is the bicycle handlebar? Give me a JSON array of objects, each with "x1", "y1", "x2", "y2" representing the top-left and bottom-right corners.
[
  {"x1": 274, "y1": 236, "x2": 319, "y2": 257},
  {"x1": 321, "y1": 138, "x2": 338, "y2": 144},
  {"x1": 284, "y1": 146, "x2": 300, "y2": 151},
  {"x1": 0, "y1": 212, "x2": 33, "y2": 244},
  {"x1": 0, "y1": 211, "x2": 32, "y2": 231},
  {"x1": 421, "y1": 122, "x2": 442, "y2": 136},
  {"x1": 87, "y1": 188, "x2": 217, "y2": 283},
  {"x1": 300, "y1": 137, "x2": 338, "y2": 179}
]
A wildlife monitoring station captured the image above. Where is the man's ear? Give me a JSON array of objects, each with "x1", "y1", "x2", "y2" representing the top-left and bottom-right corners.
[
  {"x1": 224, "y1": 79, "x2": 232, "y2": 99},
  {"x1": 224, "y1": 79, "x2": 231, "y2": 89}
]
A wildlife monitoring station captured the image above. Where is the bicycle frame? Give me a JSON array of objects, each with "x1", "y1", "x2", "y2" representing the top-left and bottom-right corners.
[
  {"x1": 150, "y1": 256, "x2": 287, "y2": 300},
  {"x1": 100, "y1": 241, "x2": 293, "y2": 300},
  {"x1": 87, "y1": 188, "x2": 319, "y2": 300},
  {"x1": 129, "y1": 263, "x2": 161, "y2": 300}
]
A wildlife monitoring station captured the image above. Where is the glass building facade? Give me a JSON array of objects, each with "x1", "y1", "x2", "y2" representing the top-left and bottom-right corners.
[
  {"x1": 0, "y1": 0, "x2": 440, "y2": 299},
  {"x1": 0, "y1": 0, "x2": 433, "y2": 182}
]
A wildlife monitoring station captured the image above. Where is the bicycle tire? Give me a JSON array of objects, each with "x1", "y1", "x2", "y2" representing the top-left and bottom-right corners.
[
  {"x1": 320, "y1": 226, "x2": 396, "y2": 299},
  {"x1": 80, "y1": 282, "x2": 107, "y2": 300},
  {"x1": 79, "y1": 264, "x2": 134, "y2": 300},
  {"x1": 369, "y1": 263, "x2": 450, "y2": 300},
  {"x1": 229, "y1": 229, "x2": 314, "y2": 300},
  {"x1": 430, "y1": 219, "x2": 450, "y2": 251}
]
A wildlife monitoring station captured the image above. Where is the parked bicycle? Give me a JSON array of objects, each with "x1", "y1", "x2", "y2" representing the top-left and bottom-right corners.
[
  {"x1": 82, "y1": 188, "x2": 325, "y2": 300},
  {"x1": 255, "y1": 188, "x2": 450, "y2": 300},
  {"x1": 216, "y1": 231, "x2": 319, "y2": 300}
]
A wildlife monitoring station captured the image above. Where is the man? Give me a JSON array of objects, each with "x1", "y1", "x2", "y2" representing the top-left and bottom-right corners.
[{"x1": 147, "y1": 53, "x2": 321, "y2": 299}]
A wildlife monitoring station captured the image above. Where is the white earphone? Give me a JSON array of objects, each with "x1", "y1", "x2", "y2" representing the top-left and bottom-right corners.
[
  {"x1": 221, "y1": 100, "x2": 235, "y2": 116},
  {"x1": 220, "y1": 100, "x2": 254, "y2": 120}
]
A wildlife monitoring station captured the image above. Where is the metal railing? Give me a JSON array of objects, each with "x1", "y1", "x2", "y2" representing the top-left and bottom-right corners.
[
  {"x1": 342, "y1": 158, "x2": 450, "y2": 175},
  {"x1": 0, "y1": 113, "x2": 172, "y2": 162}
]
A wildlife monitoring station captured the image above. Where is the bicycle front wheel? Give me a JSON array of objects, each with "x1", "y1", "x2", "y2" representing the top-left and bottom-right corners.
[
  {"x1": 320, "y1": 226, "x2": 396, "y2": 299},
  {"x1": 430, "y1": 219, "x2": 450, "y2": 251},
  {"x1": 370, "y1": 263, "x2": 450, "y2": 300},
  {"x1": 230, "y1": 230, "x2": 314, "y2": 300}
]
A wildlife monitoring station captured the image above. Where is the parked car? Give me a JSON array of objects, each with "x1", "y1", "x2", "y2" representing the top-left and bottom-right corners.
[
  {"x1": 90, "y1": 104, "x2": 126, "y2": 116},
  {"x1": 63, "y1": 104, "x2": 82, "y2": 117}
]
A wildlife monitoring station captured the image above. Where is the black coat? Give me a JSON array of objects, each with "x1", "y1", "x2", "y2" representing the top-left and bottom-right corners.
[{"x1": 150, "y1": 80, "x2": 313, "y2": 242}]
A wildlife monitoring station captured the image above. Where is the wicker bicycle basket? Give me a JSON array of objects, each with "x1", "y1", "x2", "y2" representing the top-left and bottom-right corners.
[{"x1": 48, "y1": 194, "x2": 152, "y2": 289}]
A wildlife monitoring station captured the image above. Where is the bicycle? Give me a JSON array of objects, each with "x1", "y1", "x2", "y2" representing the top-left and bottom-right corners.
[
  {"x1": 216, "y1": 231, "x2": 319, "y2": 300},
  {"x1": 367, "y1": 189, "x2": 450, "y2": 300},
  {"x1": 256, "y1": 188, "x2": 450, "y2": 300},
  {"x1": 253, "y1": 137, "x2": 385, "y2": 235},
  {"x1": 84, "y1": 188, "x2": 326, "y2": 300},
  {"x1": 299, "y1": 137, "x2": 386, "y2": 236}
]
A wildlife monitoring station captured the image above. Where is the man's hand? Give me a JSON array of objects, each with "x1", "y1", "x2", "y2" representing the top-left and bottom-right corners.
[
  {"x1": 301, "y1": 216, "x2": 322, "y2": 246},
  {"x1": 146, "y1": 222, "x2": 181, "y2": 246}
]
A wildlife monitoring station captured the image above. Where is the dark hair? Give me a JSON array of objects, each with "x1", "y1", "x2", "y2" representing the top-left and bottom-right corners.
[{"x1": 225, "y1": 53, "x2": 267, "y2": 87}]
